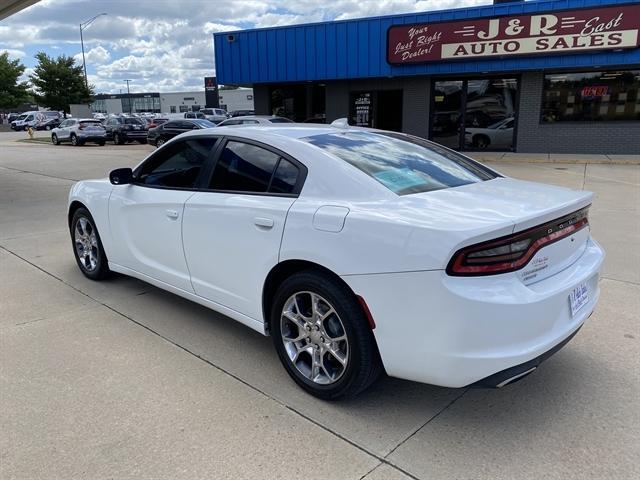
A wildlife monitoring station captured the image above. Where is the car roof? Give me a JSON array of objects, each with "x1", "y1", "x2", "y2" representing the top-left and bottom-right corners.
[{"x1": 181, "y1": 122, "x2": 372, "y2": 141}]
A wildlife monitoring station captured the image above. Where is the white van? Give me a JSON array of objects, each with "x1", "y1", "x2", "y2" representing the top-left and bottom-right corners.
[{"x1": 11, "y1": 111, "x2": 45, "y2": 131}]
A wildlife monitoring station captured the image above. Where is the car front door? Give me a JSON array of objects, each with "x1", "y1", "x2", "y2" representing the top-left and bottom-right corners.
[
  {"x1": 182, "y1": 138, "x2": 305, "y2": 321},
  {"x1": 108, "y1": 137, "x2": 219, "y2": 291}
]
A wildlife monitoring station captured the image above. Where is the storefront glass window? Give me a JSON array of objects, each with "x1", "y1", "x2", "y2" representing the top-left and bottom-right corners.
[{"x1": 542, "y1": 70, "x2": 640, "y2": 122}]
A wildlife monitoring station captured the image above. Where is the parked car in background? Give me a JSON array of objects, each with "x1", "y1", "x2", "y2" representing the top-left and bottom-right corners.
[
  {"x1": 303, "y1": 115, "x2": 326, "y2": 124},
  {"x1": 35, "y1": 111, "x2": 62, "y2": 130},
  {"x1": 147, "y1": 118, "x2": 215, "y2": 147},
  {"x1": 104, "y1": 117, "x2": 149, "y2": 145},
  {"x1": 465, "y1": 117, "x2": 515, "y2": 150},
  {"x1": 201, "y1": 108, "x2": 229, "y2": 124},
  {"x1": 11, "y1": 111, "x2": 42, "y2": 131},
  {"x1": 51, "y1": 118, "x2": 106, "y2": 146},
  {"x1": 166, "y1": 112, "x2": 207, "y2": 121},
  {"x1": 229, "y1": 109, "x2": 255, "y2": 117},
  {"x1": 8, "y1": 113, "x2": 22, "y2": 123},
  {"x1": 217, "y1": 115, "x2": 293, "y2": 126},
  {"x1": 147, "y1": 117, "x2": 169, "y2": 129}
]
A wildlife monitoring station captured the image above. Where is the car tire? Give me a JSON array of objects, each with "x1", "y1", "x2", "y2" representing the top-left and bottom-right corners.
[
  {"x1": 138, "y1": 139, "x2": 147, "y2": 144},
  {"x1": 156, "y1": 138, "x2": 165, "y2": 148},
  {"x1": 52, "y1": 134, "x2": 60, "y2": 145},
  {"x1": 473, "y1": 135, "x2": 490, "y2": 149},
  {"x1": 113, "y1": 133, "x2": 122, "y2": 145},
  {"x1": 70, "y1": 207, "x2": 111, "y2": 280},
  {"x1": 70, "y1": 134, "x2": 79, "y2": 146},
  {"x1": 45, "y1": 125, "x2": 51, "y2": 131},
  {"x1": 98, "y1": 141, "x2": 105, "y2": 146},
  {"x1": 271, "y1": 270, "x2": 382, "y2": 399}
]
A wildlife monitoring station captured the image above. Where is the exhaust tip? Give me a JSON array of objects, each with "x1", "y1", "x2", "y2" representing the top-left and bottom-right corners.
[{"x1": 496, "y1": 367, "x2": 537, "y2": 388}]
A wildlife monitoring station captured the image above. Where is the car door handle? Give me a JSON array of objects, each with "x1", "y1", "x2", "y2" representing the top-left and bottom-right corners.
[
  {"x1": 166, "y1": 209, "x2": 179, "y2": 219},
  {"x1": 254, "y1": 217, "x2": 274, "y2": 229}
]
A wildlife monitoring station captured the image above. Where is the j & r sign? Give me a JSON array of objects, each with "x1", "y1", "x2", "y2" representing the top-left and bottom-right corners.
[{"x1": 387, "y1": 4, "x2": 640, "y2": 64}]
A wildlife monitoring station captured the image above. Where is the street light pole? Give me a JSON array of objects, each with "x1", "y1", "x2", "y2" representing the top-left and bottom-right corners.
[
  {"x1": 79, "y1": 13, "x2": 107, "y2": 90},
  {"x1": 124, "y1": 79, "x2": 132, "y2": 114},
  {"x1": 80, "y1": 25, "x2": 87, "y2": 88}
]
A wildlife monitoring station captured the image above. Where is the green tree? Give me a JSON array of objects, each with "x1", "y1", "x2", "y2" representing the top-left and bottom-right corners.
[
  {"x1": 29, "y1": 52, "x2": 93, "y2": 114},
  {"x1": 0, "y1": 51, "x2": 30, "y2": 108}
]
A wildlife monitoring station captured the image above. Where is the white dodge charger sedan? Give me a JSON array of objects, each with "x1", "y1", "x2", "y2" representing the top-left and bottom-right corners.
[{"x1": 68, "y1": 122, "x2": 604, "y2": 399}]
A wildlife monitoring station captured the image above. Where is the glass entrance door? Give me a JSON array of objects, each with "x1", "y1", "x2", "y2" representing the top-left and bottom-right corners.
[
  {"x1": 431, "y1": 78, "x2": 518, "y2": 151},
  {"x1": 431, "y1": 81, "x2": 463, "y2": 150}
]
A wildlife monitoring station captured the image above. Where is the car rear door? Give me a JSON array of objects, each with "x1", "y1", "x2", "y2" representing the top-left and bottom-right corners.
[
  {"x1": 182, "y1": 137, "x2": 306, "y2": 321},
  {"x1": 108, "y1": 137, "x2": 219, "y2": 291},
  {"x1": 59, "y1": 119, "x2": 74, "y2": 139}
]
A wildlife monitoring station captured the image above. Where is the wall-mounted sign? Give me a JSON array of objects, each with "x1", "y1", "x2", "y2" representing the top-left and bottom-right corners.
[
  {"x1": 387, "y1": 4, "x2": 640, "y2": 64},
  {"x1": 351, "y1": 92, "x2": 372, "y2": 127},
  {"x1": 204, "y1": 76, "x2": 220, "y2": 108}
]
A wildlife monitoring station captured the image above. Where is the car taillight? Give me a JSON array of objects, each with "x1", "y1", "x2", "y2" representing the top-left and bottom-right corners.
[
  {"x1": 447, "y1": 206, "x2": 590, "y2": 276},
  {"x1": 78, "y1": 124, "x2": 85, "y2": 130}
]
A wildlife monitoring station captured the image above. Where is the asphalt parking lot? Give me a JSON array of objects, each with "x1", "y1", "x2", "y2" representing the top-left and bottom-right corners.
[{"x1": 1, "y1": 131, "x2": 638, "y2": 479}]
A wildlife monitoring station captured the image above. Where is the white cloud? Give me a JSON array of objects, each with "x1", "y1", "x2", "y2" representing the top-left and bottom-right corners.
[
  {"x1": 2, "y1": 49, "x2": 26, "y2": 59},
  {"x1": 73, "y1": 45, "x2": 110, "y2": 65}
]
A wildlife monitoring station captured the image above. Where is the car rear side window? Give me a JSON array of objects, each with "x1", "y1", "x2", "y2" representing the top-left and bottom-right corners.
[
  {"x1": 303, "y1": 131, "x2": 497, "y2": 195},
  {"x1": 270, "y1": 159, "x2": 299, "y2": 194},
  {"x1": 209, "y1": 141, "x2": 280, "y2": 193},
  {"x1": 137, "y1": 138, "x2": 216, "y2": 189}
]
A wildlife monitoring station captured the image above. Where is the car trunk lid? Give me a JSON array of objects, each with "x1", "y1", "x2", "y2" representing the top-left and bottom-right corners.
[{"x1": 406, "y1": 177, "x2": 593, "y2": 283}]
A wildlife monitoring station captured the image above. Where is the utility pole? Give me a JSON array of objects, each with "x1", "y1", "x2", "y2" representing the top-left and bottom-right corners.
[
  {"x1": 124, "y1": 79, "x2": 132, "y2": 114},
  {"x1": 79, "y1": 13, "x2": 107, "y2": 90}
]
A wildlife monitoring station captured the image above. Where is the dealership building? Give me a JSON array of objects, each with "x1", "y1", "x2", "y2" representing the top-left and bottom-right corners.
[
  {"x1": 214, "y1": 0, "x2": 640, "y2": 154},
  {"x1": 91, "y1": 88, "x2": 254, "y2": 115}
]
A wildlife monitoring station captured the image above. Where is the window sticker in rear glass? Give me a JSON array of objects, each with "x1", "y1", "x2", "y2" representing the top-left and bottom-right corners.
[{"x1": 372, "y1": 168, "x2": 428, "y2": 193}]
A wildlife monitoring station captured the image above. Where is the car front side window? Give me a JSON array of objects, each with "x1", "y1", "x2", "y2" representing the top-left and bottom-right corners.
[{"x1": 136, "y1": 138, "x2": 217, "y2": 189}]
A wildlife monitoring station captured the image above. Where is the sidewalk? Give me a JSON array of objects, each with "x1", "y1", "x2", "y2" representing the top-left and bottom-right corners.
[{"x1": 466, "y1": 151, "x2": 640, "y2": 164}]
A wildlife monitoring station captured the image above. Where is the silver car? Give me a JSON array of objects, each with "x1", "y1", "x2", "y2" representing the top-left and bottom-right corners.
[
  {"x1": 51, "y1": 118, "x2": 107, "y2": 146},
  {"x1": 216, "y1": 115, "x2": 293, "y2": 126}
]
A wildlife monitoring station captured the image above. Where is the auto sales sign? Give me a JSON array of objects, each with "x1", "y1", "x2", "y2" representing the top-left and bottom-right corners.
[{"x1": 387, "y1": 5, "x2": 640, "y2": 64}]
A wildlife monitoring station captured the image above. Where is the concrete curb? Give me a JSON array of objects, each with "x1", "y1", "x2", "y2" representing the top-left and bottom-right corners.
[{"x1": 465, "y1": 152, "x2": 640, "y2": 165}]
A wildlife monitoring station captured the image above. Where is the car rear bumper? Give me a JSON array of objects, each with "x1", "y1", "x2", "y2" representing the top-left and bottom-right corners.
[
  {"x1": 341, "y1": 236, "x2": 604, "y2": 388},
  {"x1": 122, "y1": 131, "x2": 147, "y2": 140},
  {"x1": 78, "y1": 134, "x2": 106, "y2": 142}
]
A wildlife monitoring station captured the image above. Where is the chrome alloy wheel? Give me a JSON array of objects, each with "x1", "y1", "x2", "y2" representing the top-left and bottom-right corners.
[
  {"x1": 74, "y1": 217, "x2": 98, "y2": 272},
  {"x1": 280, "y1": 292, "x2": 349, "y2": 385}
]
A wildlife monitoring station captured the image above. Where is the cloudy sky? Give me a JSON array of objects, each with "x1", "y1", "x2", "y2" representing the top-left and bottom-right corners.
[{"x1": 1, "y1": 0, "x2": 490, "y2": 94}]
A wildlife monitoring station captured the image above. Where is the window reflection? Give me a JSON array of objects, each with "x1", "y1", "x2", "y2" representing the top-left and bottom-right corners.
[
  {"x1": 304, "y1": 131, "x2": 495, "y2": 196},
  {"x1": 542, "y1": 70, "x2": 640, "y2": 122}
]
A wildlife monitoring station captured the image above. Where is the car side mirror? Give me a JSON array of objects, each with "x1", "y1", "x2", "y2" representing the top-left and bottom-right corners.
[{"x1": 109, "y1": 167, "x2": 133, "y2": 185}]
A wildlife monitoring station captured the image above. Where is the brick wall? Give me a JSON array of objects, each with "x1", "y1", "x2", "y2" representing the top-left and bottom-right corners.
[{"x1": 516, "y1": 72, "x2": 640, "y2": 154}]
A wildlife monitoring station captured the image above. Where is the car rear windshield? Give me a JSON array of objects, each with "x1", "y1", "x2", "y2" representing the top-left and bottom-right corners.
[
  {"x1": 124, "y1": 118, "x2": 145, "y2": 125},
  {"x1": 268, "y1": 117, "x2": 293, "y2": 123},
  {"x1": 303, "y1": 131, "x2": 497, "y2": 195},
  {"x1": 80, "y1": 121, "x2": 103, "y2": 127}
]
